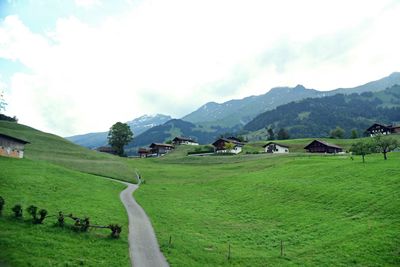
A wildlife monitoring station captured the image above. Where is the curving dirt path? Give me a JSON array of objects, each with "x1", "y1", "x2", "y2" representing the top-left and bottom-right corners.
[{"x1": 118, "y1": 180, "x2": 169, "y2": 267}]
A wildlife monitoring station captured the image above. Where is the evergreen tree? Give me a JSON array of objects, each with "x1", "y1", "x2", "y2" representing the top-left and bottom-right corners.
[{"x1": 267, "y1": 128, "x2": 275, "y2": 140}]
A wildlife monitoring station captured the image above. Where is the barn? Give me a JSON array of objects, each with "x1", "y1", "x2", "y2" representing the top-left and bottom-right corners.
[
  {"x1": 263, "y1": 142, "x2": 289, "y2": 153},
  {"x1": 304, "y1": 140, "x2": 343, "y2": 154},
  {"x1": 366, "y1": 123, "x2": 400, "y2": 136},
  {"x1": 0, "y1": 133, "x2": 30, "y2": 159},
  {"x1": 149, "y1": 143, "x2": 174, "y2": 156},
  {"x1": 212, "y1": 138, "x2": 244, "y2": 154}
]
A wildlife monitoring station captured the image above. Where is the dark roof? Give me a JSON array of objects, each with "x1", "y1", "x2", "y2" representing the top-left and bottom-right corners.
[
  {"x1": 304, "y1": 140, "x2": 342, "y2": 149},
  {"x1": 262, "y1": 142, "x2": 289, "y2": 148},
  {"x1": 149, "y1": 143, "x2": 174, "y2": 148},
  {"x1": 173, "y1": 136, "x2": 196, "y2": 142},
  {"x1": 366, "y1": 123, "x2": 391, "y2": 131},
  {"x1": 0, "y1": 133, "x2": 30, "y2": 144},
  {"x1": 212, "y1": 138, "x2": 244, "y2": 147}
]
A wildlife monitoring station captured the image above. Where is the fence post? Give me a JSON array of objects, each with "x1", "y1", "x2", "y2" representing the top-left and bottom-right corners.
[
  {"x1": 280, "y1": 240, "x2": 284, "y2": 257},
  {"x1": 227, "y1": 243, "x2": 231, "y2": 260}
]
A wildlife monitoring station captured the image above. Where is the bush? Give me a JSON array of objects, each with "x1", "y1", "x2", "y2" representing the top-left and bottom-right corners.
[
  {"x1": 27, "y1": 205, "x2": 38, "y2": 221},
  {"x1": 109, "y1": 224, "x2": 122, "y2": 238},
  {"x1": 37, "y1": 209, "x2": 48, "y2": 224},
  {"x1": 12, "y1": 204, "x2": 23, "y2": 218},
  {"x1": 0, "y1": 196, "x2": 4, "y2": 215},
  {"x1": 57, "y1": 211, "x2": 65, "y2": 227}
]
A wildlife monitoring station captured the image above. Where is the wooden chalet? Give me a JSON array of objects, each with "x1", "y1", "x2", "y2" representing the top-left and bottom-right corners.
[
  {"x1": 304, "y1": 140, "x2": 343, "y2": 154},
  {"x1": 149, "y1": 143, "x2": 174, "y2": 156},
  {"x1": 366, "y1": 123, "x2": 400, "y2": 136},
  {"x1": 212, "y1": 138, "x2": 244, "y2": 154},
  {"x1": 0, "y1": 133, "x2": 30, "y2": 159},
  {"x1": 137, "y1": 147, "x2": 152, "y2": 158},
  {"x1": 263, "y1": 142, "x2": 289, "y2": 153},
  {"x1": 96, "y1": 146, "x2": 117, "y2": 155},
  {"x1": 172, "y1": 136, "x2": 199, "y2": 146}
]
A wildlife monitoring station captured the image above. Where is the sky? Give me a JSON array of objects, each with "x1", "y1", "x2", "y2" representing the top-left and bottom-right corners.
[{"x1": 0, "y1": 0, "x2": 399, "y2": 136}]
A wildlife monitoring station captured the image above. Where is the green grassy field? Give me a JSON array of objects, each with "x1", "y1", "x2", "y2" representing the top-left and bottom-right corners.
[
  {"x1": 0, "y1": 122, "x2": 135, "y2": 266},
  {"x1": 1, "y1": 120, "x2": 399, "y2": 266},
  {"x1": 132, "y1": 146, "x2": 400, "y2": 266},
  {"x1": 0, "y1": 121, "x2": 136, "y2": 181},
  {"x1": 0, "y1": 157, "x2": 130, "y2": 266}
]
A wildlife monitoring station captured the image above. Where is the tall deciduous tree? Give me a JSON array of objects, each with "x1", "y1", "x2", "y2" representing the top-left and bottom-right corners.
[
  {"x1": 267, "y1": 128, "x2": 275, "y2": 140},
  {"x1": 329, "y1": 126, "x2": 345, "y2": 139},
  {"x1": 373, "y1": 135, "x2": 398, "y2": 160},
  {"x1": 108, "y1": 122, "x2": 133, "y2": 157},
  {"x1": 277, "y1": 128, "x2": 290, "y2": 140},
  {"x1": 350, "y1": 141, "x2": 372, "y2": 163}
]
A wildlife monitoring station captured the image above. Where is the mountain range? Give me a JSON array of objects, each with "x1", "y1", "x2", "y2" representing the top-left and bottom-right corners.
[{"x1": 183, "y1": 72, "x2": 400, "y2": 127}]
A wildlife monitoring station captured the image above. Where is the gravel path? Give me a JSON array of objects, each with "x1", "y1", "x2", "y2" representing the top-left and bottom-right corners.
[{"x1": 118, "y1": 180, "x2": 169, "y2": 267}]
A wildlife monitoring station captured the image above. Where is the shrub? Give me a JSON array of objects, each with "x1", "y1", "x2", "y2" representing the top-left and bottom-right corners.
[
  {"x1": 27, "y1": 205, "x2": 38, "y2": 221},
  {"x1": 57, "y1": 211, "x2": 65, "y2": 227},
  {"x1": 37, "y1": 209, "x2": 48, "y2": 224},
  {"x1": 109, "y1": 224, "x2": 122, "y2": 238},
  {"x1": 12, "y1": 204, "x2": 23, "y2": 218},
  {"x1": 81, "y1": 217, "x2": 90, "y2": 232},
  {"x1": 0, "y1": 196, "x2": 4, "y2": 215}
]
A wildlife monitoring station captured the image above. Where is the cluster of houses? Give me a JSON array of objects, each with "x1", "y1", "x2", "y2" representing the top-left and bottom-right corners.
[
  {"x1": 138, "y1": 136, "x2": 199, "y2": 157},
  {"x1": 1, "y1": 122, "x2": 399, "y2": 160}
]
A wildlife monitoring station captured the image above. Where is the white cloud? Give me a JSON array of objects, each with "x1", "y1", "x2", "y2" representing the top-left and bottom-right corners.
[
  {"x1": 0, "y1": 0, "x2": 399, "y2": 136},
  {"x1": 75, "y1": 0, "x2": 102, "y2": 8}
]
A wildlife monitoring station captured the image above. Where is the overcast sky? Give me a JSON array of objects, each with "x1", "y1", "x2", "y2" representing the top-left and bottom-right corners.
[{"x1": 0, "y1": 0, "x2": 399, "y2": 136}]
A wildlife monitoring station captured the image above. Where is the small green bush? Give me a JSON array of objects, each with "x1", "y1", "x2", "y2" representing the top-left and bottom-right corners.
[
  {"x1": 109, "y1": 224, "x2": 122, "y2": 238},
  {"x1": 0, "y1": 196, "x2": 4, "y2": 215},
  {"x1": 27, "y1": 205, "x2": 38, "y2": 221},
  {"x1": 37, "y1": 209, "x2": 48, "y2": 224},
  {"x1": 12, "y1": 204, "x2": 23, "y2": 218}
]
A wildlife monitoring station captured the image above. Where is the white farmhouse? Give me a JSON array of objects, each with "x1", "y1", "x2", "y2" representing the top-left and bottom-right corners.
[{"x1": 263, "y1": 142, "x2": 289, "y2": 154}]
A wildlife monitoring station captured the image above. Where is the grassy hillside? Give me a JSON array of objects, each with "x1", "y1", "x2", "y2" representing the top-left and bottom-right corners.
[
  {"x1": 0, "y1": 121, "x2": 135, "y2": 181},
  {"x1": 0, "y1": 157, "x2": 130, "y2": 266},
  {"x1": 131, "y1": 147, "x2": 400, "y2": 266}
]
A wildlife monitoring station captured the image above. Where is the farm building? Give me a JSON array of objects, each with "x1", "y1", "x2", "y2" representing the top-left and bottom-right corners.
[
  {"x1": 263, "y1": 142, "x2": 289, "y2": 153},
  {"x1": 212, "y1": 138, "x2": 244, "y2": 154},
  {"x1": 138, "y1": 147, "x2": 152, "y2": 158},
  {"x1": 172, "y1": 136, "x2": 199, "y2": 146},
  {"x1": 149, "y1": 143, "x2": 174, "y2": 156},
  {"x1": 96, "y1": 146, "x2": 117, "y2": 155},
  {"x1": 366, "y1": 123, "x2": 400, "y2": 136},
  {"x1": 304, "y1": 140, "x2": 343, "y2": 154},
  {"x1": 0, "y1": 133, "x2": 30, "y2": 159}
]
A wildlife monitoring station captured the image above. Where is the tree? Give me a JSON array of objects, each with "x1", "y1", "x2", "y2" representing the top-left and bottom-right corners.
[
  {"x1": 329, "y1": 126, "x2": 345, "y2": 139},
  {"x1": 224, "y1": 142, "x2": 236, "y2": 153},
  {"x1": 350, "y1": 141, "x2": 372, "y2": 163},
  {"x1": 108, "y1": 122, "x2": 133, "y2": 156},
  {"x1": 351, "y1": 129, "x2": 358, "y2": 139},
  {"x1": 277, "y1": 128, "x2": 290, "y2": 140},
  {"x1": 373, "y1": 135, "x2": 399, "y2": 160},
  {"x1": 0, "y1": 91, "x2": 7, "y2": 113},
  {"x1": 267, "y1": 128, "x2": 275, "y2": 140}
]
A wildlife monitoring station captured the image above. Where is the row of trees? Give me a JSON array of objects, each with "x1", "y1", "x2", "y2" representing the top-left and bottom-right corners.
[
  {"x1": 266, "y1": 128, "x2": 290, "y2": 140},
  {"x1": 351, "y1": 135, "x2": 399, "y2": 162}
]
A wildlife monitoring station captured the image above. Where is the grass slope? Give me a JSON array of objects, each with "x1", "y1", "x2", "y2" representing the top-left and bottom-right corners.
[
  {"x1": 132, "y1": 148, "x2": 400, "y2": 266},
  {"x1": 0, "y1": 157, "x2": 130, "y2": 266},
  {"x1": 0, "y1": 121, "x2": 135, "y2": 181}
]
